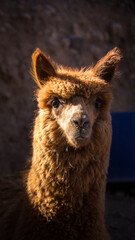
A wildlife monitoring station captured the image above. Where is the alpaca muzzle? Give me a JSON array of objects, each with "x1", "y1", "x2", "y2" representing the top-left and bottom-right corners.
[{"x1": 69, "y1": 113, "x2": 91, "y2": 146}]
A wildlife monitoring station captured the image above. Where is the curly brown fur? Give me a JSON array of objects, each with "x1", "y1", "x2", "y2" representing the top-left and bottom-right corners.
[{"x1": 0, "y1": 48, "x2": 121, "y2": 240}]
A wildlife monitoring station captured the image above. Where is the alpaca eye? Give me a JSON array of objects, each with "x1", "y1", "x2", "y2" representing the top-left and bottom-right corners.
[
  {"x1": 95, "y1": 98, "x2": 102, "y2": 109},
  {"x1": 52, "y1": 98, "x2": 60, "y2": 109}
]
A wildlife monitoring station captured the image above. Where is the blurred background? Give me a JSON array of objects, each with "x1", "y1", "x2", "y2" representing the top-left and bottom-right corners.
[{"x1": 0, "y1": 0, "x2": 135, "y2": 239}]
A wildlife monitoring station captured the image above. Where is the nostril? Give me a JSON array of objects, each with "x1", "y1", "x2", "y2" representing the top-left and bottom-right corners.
[
  {"x1": 71, "y1": 114, "x2": 90, "y2": 128},
  {"x1": 71, "y1": 118, "x2": 90, "y2": 128},
  {"x1": 72, "y1": 120, "x2": 79, "y2": 127},
  {"x1": 83, "y1": 120, "x2": 90, "y2": 128}
]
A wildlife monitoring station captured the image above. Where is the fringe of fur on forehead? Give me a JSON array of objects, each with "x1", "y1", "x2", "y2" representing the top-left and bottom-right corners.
[{"x1": 36, "y1": 77, "x2": 112, "y2": 109}]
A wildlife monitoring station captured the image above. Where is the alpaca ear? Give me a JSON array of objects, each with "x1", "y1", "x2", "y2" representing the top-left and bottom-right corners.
[
  {"x1": 93, "y1": 47, "x2": 121, "y2": 82},
  {"x1": 32, "y1": 48, "x2": 56, "y2": 88}
]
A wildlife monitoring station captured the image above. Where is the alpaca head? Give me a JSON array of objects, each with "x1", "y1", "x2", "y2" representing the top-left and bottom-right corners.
[{"x1": 32, "y1": 48, "x2": 121, "y2": 150}]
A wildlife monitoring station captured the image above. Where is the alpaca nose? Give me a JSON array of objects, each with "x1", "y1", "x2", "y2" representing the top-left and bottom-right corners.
[{"x1": 71, "y1": 114, "x2": 90, "y2": 128}]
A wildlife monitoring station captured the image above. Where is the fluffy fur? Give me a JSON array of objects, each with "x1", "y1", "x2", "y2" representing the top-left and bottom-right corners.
[{"x1": 0, "y1": 47, "x2": 121, "y2": 240}]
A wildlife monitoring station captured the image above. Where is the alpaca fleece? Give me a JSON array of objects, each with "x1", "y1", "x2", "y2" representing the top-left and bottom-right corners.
[{"x1": 0, "y1": 47, "x2": 121, "y2": 240}]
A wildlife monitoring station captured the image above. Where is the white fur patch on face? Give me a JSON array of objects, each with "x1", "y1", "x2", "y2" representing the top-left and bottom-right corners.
[{"x1": 59, "y1": 104, "x2": 83, "y2": 132}]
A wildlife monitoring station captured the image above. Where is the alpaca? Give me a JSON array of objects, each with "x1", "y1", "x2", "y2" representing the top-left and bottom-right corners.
[{"x1": 0, "y1": 47, "x2": 121, "y2": 240}]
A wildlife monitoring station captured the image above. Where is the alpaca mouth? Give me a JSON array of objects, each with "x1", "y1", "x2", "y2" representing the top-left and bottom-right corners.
[
  {"x1": 75, "y1": 128, "x2": 90, "y2": 140},
  {"x1": 72, "y1": 131, "x2": 90, "y2": 146},
  {"x1": 67, "y1": 129, "x2": 90, "y2": 147},
  {"x1": 76, "y1": 136, "x2": 86, "y2": 142},
  {"x1": 75, "y1": 134, "x2": 89, "y2": 143}
]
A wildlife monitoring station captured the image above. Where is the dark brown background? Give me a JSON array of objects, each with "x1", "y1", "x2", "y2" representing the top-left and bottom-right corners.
[{"x1": 0, "y1": 1, "x2": 135, "y2": 239}]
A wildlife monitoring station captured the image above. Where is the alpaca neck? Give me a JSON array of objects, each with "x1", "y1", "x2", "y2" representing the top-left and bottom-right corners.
[{"x1": 27, "y1": 144, "x2": 93, "y2": 219}]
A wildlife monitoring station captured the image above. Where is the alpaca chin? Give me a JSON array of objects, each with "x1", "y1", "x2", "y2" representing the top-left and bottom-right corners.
[{"x1": 68, "y1": 135, "x2": 90, "y2": 149}]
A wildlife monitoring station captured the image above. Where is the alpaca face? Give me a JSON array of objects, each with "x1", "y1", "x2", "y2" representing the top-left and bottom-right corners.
[
  {"x1": 37, "y1": 86, "x2": 112, "y2": 149},
  {"x1": 51, "y1": 95, "x2": 99, "y2": 148}
]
